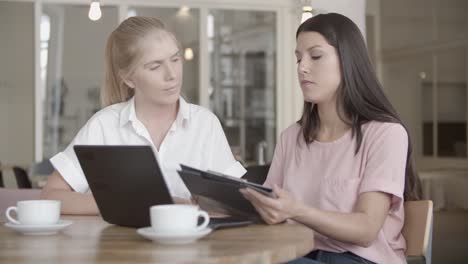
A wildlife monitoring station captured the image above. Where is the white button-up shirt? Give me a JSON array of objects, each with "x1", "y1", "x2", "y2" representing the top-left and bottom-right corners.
[{"x1": 50, "y1": 97, "x2": 246, "y2": 198}]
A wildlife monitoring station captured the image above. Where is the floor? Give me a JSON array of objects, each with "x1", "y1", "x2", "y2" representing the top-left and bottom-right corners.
[{"x1": 432, "y1": 210, "x2": 468, "y2": 264}]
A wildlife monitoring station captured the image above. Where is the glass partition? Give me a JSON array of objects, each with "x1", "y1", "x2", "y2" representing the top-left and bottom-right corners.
[
  {"x1": 39, "y1": 4, "x2": 278, "y2": 165},
  {"x1": 208, "y1": 9, "x2": 276, "y2": 165},
  {"x1": 41, "y1": 4, "x2": 118, "y2": 158}
]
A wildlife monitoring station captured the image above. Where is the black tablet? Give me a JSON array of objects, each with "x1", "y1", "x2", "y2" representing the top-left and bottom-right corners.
[
  {"x1": 180, "y1": 164, "x2": 276, "y2": 197},
  {"x1": 178, "y1": 167, "x2": 274, "y2": 221}
]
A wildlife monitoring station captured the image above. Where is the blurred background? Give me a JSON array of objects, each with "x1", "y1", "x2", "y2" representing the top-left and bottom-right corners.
[{"x1": 0, "y1": 0, "x2": 467, "y2": 262}]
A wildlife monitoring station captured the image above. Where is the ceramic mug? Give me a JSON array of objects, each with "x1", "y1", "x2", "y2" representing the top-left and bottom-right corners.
[
  {"x1": 5, "y1": 200, "x2": 60, "y2": 225},
  {"x1": 150, "y1": 204, "x2": 209, "y2": 233}
]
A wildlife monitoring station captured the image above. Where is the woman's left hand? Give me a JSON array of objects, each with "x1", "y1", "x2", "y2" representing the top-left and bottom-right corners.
[{"x1": 240, "y1": 184, "x2": 302, "y2": 224}]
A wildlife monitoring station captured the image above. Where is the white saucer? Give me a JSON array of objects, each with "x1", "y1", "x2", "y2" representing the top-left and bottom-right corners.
[
  {"x1": 137, "y1": 227, "x2": 212, "y2": 245},
  {"x1": 4, "y1": 220, "x2": 73, "y2": 235}
]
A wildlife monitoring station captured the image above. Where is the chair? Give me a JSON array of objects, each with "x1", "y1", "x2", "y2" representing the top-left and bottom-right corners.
[
  {"x1": 402, "y1": 200, "x2": 433, "y2": 264},
  {"x1": 0, "y1": 162, "x2": 4, "y2": 188},
  {"x1": 29, "y1": 159, "x2": 54, "y2": 176},
  {"x1": 12, "y1": 166, "x2": 33, "y2": 189},
  {"x1": 242, "y1": 164, "x2": 270, "y2": 185}
]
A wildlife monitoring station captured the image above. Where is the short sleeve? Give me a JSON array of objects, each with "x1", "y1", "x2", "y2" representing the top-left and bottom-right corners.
[
  {"x1": 359, "y1": 123, "x2": 408, "y2": 208},
  {"x1": 207, "y1": 116, "x2": 246, "y2": 178},
  {"x1": 49, "y1": 116, "x2": 105, "y2": 193},
  {"x1": 263, "y1": 131, "x2": 286, "y2": 188}
]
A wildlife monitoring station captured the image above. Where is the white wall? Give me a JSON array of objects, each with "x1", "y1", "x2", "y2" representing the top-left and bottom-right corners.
[{"x1": 0, "y1": 2, "x2": 35, "y2": 187}]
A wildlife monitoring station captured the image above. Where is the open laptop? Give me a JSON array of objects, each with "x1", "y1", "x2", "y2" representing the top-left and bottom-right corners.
[{"x1": 74, "y1": 145, "x2": 253, "y2": 229}]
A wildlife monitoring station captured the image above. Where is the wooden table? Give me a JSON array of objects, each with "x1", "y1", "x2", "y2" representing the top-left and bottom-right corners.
[{"x1": 0, "y1": 216, "x2": 315, "y2": 264}]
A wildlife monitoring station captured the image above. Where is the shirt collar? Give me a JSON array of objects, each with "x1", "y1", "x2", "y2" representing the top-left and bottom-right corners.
[
  {"x1": 177, "y1": 97, "x2": 190, "y2": 123},
  {"x1": 119, "y1": 97, "x2": 136, "y2": 127},
  {"x1": 119, "y1": 96, "x2": 191, "y2": 129},
  {"x1": 170, "y1": 97, "x2": 190, "y2": 132}
]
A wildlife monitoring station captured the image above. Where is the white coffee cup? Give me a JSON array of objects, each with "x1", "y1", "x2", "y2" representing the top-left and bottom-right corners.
[
  {"x1": 150, "y1": 204, "x2": 209, "y2": 233},
  {"x1": 5, "y1": 200, "x2": 61, "y2": 225}
]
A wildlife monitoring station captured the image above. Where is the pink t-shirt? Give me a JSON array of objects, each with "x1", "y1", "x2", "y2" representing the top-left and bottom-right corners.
[{"x1": 264, "y1": 121, "x2": 407, "y2": 264}]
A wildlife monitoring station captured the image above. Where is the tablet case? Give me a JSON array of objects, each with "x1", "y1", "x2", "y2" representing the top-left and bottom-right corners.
[{"x1": 178, "y1": 165, "x2": 275, "y2": 221}]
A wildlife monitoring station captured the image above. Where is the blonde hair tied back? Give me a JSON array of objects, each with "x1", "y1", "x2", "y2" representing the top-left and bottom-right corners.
[{"x1": 101, "y1": 16, "x2": 178, "y2": 107}]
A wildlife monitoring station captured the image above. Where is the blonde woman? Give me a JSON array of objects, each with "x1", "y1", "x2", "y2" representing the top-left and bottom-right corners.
[{"x1": 41, "y1": 17, "x2": 245, "y2": 215}]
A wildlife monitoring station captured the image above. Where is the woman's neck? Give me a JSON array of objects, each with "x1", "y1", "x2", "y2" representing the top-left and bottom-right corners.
[
  {"x1": 316, "y1": 100, "x2": 350, "y2": 142},
  {"x1": 134, "y1": 97, "x2": 179, "y2": 126}
]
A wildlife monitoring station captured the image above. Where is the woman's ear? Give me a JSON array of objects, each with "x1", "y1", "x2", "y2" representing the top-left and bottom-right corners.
[{"x1": 122, "y1": 76, "x2": 135, "y2": 89}]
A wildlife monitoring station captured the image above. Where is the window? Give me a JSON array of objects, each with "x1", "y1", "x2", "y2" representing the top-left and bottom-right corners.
[
  {"x1": 41, "y1": 4, "x2": 119, "y2": 158},
  {"x1": 40, "y1": 14, "x2": 50, "y2": 98},
  {"x1": 208, "y1": 10, "x2": 276, "y2": 164},
  {"x1": 379, "y1": 0, "x2": 468, "y2": 161}
]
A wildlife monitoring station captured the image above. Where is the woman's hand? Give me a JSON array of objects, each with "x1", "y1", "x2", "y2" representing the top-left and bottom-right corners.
[{"x1": 240, "y1": 184, "x2": 303, "y2": 224}]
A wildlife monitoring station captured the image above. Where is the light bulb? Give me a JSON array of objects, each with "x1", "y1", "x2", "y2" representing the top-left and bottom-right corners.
[
  {"x1": 127, "y1": 8, "x2": 137, "y2": 18},
  {"x1": 88, "y1": 1, "x2": 102, "y2": 21},
  {"x1": 177, "y1": 5, "x2": 191, "y2": 18},
  {"x1": 184, "y1": 48, "x2": 194, "y2": 61},
  {"x1": 301, "y1": 6, "x2": 313, "y2": 23},
  {"x1": 180, "y1": 6, "x2": 190, "y2": 13},
  {"x1": 419, "y1": 72, "x2": 427, "y2": 80}
]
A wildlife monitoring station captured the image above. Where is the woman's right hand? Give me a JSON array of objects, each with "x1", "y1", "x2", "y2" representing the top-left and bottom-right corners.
[{"x1": 40, "y1": 170, "x2": 100, "y2": 215}]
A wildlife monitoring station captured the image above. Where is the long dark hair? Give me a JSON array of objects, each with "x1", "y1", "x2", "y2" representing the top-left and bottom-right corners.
[{"x1": 296, "y1": 13, "x2": 421, "y2": 201}]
